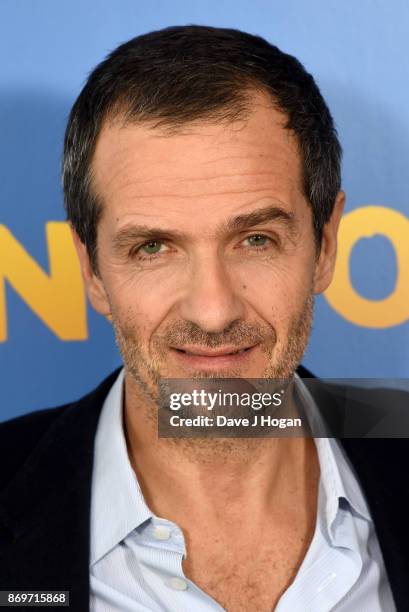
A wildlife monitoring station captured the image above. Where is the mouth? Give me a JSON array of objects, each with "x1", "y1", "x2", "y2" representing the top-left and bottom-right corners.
[{"x1": 169, "y1": 344, "x2": 257, "y2": 370}]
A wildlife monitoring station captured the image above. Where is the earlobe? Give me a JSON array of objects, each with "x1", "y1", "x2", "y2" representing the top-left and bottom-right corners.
[
  {"x1": 313, "y1": 191, "x2": 345, "y2": 294},
  {"x1": 70, "y1": 227, "x2": 111, "y2": 316}
]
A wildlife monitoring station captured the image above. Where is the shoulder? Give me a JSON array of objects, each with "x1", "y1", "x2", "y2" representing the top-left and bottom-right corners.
[
  {"x1": 0, "y1": 404, "x2": 71, "y2": 491},
  {"x1": 298, "y1": 366, "x2": 409, "y2": 435},
  {"x1": 0, "y1": 368, "x2": 122, "y2": 491}
]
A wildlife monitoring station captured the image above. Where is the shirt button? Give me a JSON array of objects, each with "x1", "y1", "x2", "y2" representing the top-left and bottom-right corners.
[
  {"x1": 168, "y1": 577, "x2": 188, "y2": 591},
  {"x1": 153, "y1": 525, "x2": 171, "y2": 540}
]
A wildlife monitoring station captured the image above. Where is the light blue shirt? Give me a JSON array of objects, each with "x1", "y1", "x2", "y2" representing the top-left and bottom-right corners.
[{"x1": 90, "y1": 369, "x2": 395, "y2": 611}]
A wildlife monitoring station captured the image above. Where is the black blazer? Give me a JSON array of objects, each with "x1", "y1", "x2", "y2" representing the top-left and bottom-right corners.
[{"x1": 0, "y1": 367, "x2": 408, "y2": 611}]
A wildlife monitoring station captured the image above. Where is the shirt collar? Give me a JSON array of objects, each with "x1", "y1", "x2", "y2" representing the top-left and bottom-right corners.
[
  {"x1": 295, "y1": 373, "x2": 372, "y2": 534},
  {"x1": 90, "y1": 368, "x2": 152, "y2": 566}
]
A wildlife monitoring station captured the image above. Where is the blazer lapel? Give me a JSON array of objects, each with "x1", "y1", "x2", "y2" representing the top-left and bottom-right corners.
[
  {"x1": 0, "y1": 369, "x2": 120, "y2": 612},
  {"x1": 340, "y1": 437, "x2": 409, "y2": 611}
]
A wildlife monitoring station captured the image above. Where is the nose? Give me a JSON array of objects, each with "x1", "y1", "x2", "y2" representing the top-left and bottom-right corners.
[{"x1": 178, "y1": 253, "x2": 246, "y2": 333}]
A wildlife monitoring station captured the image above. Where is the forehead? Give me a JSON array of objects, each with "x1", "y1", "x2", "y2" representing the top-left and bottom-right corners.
[{"x1": 91, "y1": 93, "x2": 306, "y2": 227}]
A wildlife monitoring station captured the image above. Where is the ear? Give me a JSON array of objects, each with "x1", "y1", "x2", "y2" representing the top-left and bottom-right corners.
[
  {"x1": 70, "y1": 227, "x2": 111, "y2": 317},
  {"x1": 313, "y1": 191, "x2": 345, "y2": 294}
]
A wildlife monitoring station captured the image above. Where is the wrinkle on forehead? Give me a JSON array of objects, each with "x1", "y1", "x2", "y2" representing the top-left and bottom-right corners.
[{"x1": 91, "y1": 93, "x2": 304, "y2": 217}]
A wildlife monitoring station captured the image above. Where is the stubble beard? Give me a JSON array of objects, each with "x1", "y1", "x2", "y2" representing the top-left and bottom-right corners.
[{"x1": 111, "y1": 293, "x2": 315, "y2": 458}]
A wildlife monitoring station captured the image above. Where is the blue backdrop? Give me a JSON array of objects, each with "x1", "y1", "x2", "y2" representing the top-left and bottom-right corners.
[{"x1": 1, "y1": 0, "x2": 408, "y2": 422}]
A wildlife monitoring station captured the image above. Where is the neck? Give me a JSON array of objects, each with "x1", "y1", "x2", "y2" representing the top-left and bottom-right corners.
[{"x1": 123, "y1": 371, "x2": 320, "y2": 526}]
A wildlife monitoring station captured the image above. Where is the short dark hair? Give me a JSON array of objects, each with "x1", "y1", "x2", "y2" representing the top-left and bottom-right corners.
[{"x1": 62, "y1": 25, "x2": 342, "y2": 271}]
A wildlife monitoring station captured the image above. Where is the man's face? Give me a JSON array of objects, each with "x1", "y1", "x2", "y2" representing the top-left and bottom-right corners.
[{"x1": 74, "y1": 93, "x2": 343, "y2": 397}]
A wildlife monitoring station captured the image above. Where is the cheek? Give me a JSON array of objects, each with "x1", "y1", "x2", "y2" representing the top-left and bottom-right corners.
[
  {"x1": 106, "y1": 268, "x2": 177, "y2": 339},
  {"x1": 236, "y1": 255, "x2": 314, "y2": 322}
]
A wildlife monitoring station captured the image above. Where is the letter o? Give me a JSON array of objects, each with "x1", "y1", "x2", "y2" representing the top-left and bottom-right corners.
[{"x1": 325, "y1": 206, "x2": 409, "y2": 328}]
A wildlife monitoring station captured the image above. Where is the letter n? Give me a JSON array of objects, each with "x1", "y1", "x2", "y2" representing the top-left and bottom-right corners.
[{"x1": 0, "y1": 222, "x2": 87, "y2": 341}]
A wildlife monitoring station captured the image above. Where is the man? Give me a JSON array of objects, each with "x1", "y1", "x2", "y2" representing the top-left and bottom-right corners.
[{"x1": 0, "y1": 25, "x2": 407, "y2": 612}]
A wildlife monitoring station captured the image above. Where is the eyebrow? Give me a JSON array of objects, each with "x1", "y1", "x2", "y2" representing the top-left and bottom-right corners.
[
  {"x1": 220, "y1": 205, "x2": 296, "y2": 235},
  {"x1": 111, "y1": 204, "x2": 297, "y2": 253}
]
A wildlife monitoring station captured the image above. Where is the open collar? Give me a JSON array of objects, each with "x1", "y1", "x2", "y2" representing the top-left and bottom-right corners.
[{"x1": 90, "y1": 368, "x2": 152, "y2": 565}]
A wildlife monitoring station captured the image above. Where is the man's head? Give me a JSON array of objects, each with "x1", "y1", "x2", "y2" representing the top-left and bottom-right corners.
[{"x1": 64, "y1": 25, "x2": 344, "y2": 394}]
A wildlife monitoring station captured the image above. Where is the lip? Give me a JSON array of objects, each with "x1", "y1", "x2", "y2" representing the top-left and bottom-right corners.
[
  {"x1": 172, "y1": 345, "x2": 255, "y2": 357},
  {"x1": 169, "y1": 344, "x2": 258, "y2": 370}
]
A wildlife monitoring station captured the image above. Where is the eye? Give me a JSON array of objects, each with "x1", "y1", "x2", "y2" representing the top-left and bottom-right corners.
[
  {"x1": 140, "y1": 240, "x2": 164, "y2": 255},
  {"x1": 130, "y1": 240, "x2": 169, "y2": 261},
  {"x1": 243, "y1": 234, "x2": 273, "y2": 248}
]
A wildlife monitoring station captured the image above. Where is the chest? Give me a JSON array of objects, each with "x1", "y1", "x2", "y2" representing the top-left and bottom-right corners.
[{"x1": 182, "y1": 526, "x2": 313, "y2": 611}]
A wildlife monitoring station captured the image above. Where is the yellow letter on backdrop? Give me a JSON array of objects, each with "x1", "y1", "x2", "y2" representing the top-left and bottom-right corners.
[
  {"x1": 325, "y1": 206, "x2": 409, "y2": 328},
  {"x1": 0, "y1": 222, "x2": 87, "y2": 341}
]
